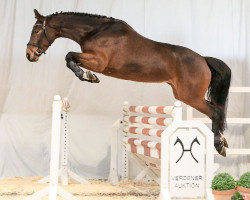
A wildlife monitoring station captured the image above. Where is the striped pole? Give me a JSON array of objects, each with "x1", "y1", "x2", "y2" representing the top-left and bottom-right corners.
[
  {"x1": 124, "y1": 105, "x2": 174, "y2": 115},
  {"x1": 123, "y1": 126, "x2": 163, "y2": 137},
  {"x1": 123, "y1": 116, "x2": 173, "y2": 126}
]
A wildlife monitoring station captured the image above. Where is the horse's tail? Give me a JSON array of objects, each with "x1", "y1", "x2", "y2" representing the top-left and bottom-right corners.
[{"x1": 205, "y1": 57, "x2": 231, "y2": 132}]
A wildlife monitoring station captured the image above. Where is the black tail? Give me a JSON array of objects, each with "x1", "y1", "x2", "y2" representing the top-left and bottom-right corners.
[{"x1": 205, "y1": 57, "x2": 231, "y2": 132}]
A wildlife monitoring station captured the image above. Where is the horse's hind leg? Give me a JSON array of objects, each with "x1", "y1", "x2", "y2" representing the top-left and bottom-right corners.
[
  {"x1": 171, "y1": 82, "x2": 228, "y2": 156},
  {"x1": 187, "y1": 98, "x2": 228, "y2": 156}
]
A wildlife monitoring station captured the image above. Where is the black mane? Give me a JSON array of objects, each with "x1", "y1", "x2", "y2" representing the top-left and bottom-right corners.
[{"x1": 49, "y1": 11, "x2": 115, "y2": 20}]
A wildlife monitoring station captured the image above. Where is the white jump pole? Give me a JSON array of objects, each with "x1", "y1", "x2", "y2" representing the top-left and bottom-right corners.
[{"x1": 24, "y1": 95, "x2": 79, "y2": 200}]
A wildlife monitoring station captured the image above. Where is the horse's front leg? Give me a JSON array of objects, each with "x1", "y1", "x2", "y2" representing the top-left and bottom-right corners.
[{"x1": 65, "y1": 52, "x2": 100, "y2": 83}]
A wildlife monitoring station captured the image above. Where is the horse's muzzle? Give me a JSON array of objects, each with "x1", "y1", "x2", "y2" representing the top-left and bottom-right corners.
[
  {"x1": 26, "y1": 53, "x2": 36, "y2": 62},
  {"x1": 26, "y1": 49, "x2": 39, "y2": 62}
]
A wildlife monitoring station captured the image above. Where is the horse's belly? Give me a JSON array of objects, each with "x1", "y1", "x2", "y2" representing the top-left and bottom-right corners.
[{"x1": 102, "y1": 63, "x2": 170, "y2": 83}]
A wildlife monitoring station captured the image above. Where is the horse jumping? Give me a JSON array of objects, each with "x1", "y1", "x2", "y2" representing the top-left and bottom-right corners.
[{"x1": 26, "y1": 9, "x2": 231, "y2": 156}]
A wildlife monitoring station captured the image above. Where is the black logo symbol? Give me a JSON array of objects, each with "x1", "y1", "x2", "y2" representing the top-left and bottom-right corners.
[{"x1": 174, "y1": 137, "x2": 200, "y2": 163}]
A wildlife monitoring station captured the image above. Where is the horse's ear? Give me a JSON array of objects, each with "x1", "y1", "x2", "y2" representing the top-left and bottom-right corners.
[{"x1": 34, "y1": 9, "x2": 44, "y2": 21}]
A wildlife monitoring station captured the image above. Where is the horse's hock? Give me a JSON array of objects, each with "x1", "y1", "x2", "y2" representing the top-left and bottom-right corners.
[{"x1": 109, "y1": 101, "x2": 215, "y2": 200}]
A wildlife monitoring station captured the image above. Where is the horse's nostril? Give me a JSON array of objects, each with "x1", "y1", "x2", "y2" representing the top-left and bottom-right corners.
[{"x1": 26, "y1": 53, "x2": 30, "y2": 60}]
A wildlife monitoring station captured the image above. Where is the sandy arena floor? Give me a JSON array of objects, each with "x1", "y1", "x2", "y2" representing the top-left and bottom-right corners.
[{"x1": 0, "y1": 177, "x2": 160, "y2": 200}]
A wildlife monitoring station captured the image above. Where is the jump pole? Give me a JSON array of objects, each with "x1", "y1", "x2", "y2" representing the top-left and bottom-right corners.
[{"x1": 24, "y1": 95, "x2": 79, "y2": 200}]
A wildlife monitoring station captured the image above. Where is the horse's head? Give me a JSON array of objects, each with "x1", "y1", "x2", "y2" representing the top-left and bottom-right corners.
[{"x1": 26, "y1": 9, "x2": 57, "y2": 62}]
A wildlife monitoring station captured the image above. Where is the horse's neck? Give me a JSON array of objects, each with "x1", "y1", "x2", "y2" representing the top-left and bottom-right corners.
[
  {"x1": 51, "y1": 16, "x2": 102, "y2": 44},
  {"x1": 58, "y1": 27, "x2": 84, "y2": 44}
]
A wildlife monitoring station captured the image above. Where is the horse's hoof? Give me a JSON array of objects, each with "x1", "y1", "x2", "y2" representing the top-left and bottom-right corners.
[
  {"x1": 214, "y1": 135, "x2": 227, "y2": 157},
  {"x1": 220, "y1": 147, "x2": 226, "y2": 157},
  {"x1": 221, "y1": 137, "x2": 229, "y2": 148},
  {"x1": 85, "y1": 71, "x2": 100, "y2": 83},
  {"x1": 86, "y1": 71, "x2": 95, "y2": 80},
  {"x1": 91, "y1": 74, "x2": 100, "y2": 83},
  {"x1": 215, "y1": 144, "x2": 227, "y2": 157}
]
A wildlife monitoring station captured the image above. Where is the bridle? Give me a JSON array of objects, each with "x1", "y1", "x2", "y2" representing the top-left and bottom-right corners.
[{"x1": 27, "y1": 17, "x2": 52, "y2": 56}]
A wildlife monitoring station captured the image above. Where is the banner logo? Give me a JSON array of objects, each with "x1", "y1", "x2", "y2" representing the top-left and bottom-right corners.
[{"x1": 174, "y1": 137, "x2": 200, "y2": 163}]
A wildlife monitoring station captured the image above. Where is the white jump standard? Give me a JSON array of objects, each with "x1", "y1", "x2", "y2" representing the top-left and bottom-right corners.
[
  {"x1": 110, "y1": 101, "x2": 215, "y2": 200},
  {"x1": 38, "y1": 98, "x2": 89, "y2": 186},
  {"x1": 24, "y1": 96, "x2": 80, "y2": 200}
]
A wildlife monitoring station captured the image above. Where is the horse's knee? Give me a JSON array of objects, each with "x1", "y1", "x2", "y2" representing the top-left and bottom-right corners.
[
  {"x1": 65, "y1": 52, "x2": 71, "y2": 61},
  {"x1": 65, "y1": 52, "x2": 75, "y2": 62}
]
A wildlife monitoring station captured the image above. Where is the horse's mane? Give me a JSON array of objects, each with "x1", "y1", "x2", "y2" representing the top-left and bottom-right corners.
[{"x1": 49, "y1": 11, "x2": 115, "y2": 20}]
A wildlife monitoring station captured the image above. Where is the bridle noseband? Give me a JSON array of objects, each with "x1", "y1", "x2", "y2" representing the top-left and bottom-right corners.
[{"x1": 27, "y1": 18, "x2": 51, "y2": 56}]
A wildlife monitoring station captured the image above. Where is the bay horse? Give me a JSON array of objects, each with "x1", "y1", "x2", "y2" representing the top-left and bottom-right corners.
[{"x1": 26, "y1": 9, "x2": 231, "y2": 156}]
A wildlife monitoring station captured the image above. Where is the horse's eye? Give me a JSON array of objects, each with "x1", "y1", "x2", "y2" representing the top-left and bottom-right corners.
[{"x1": 33, "y1": 30, "x2": 39, "y2": 34}]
